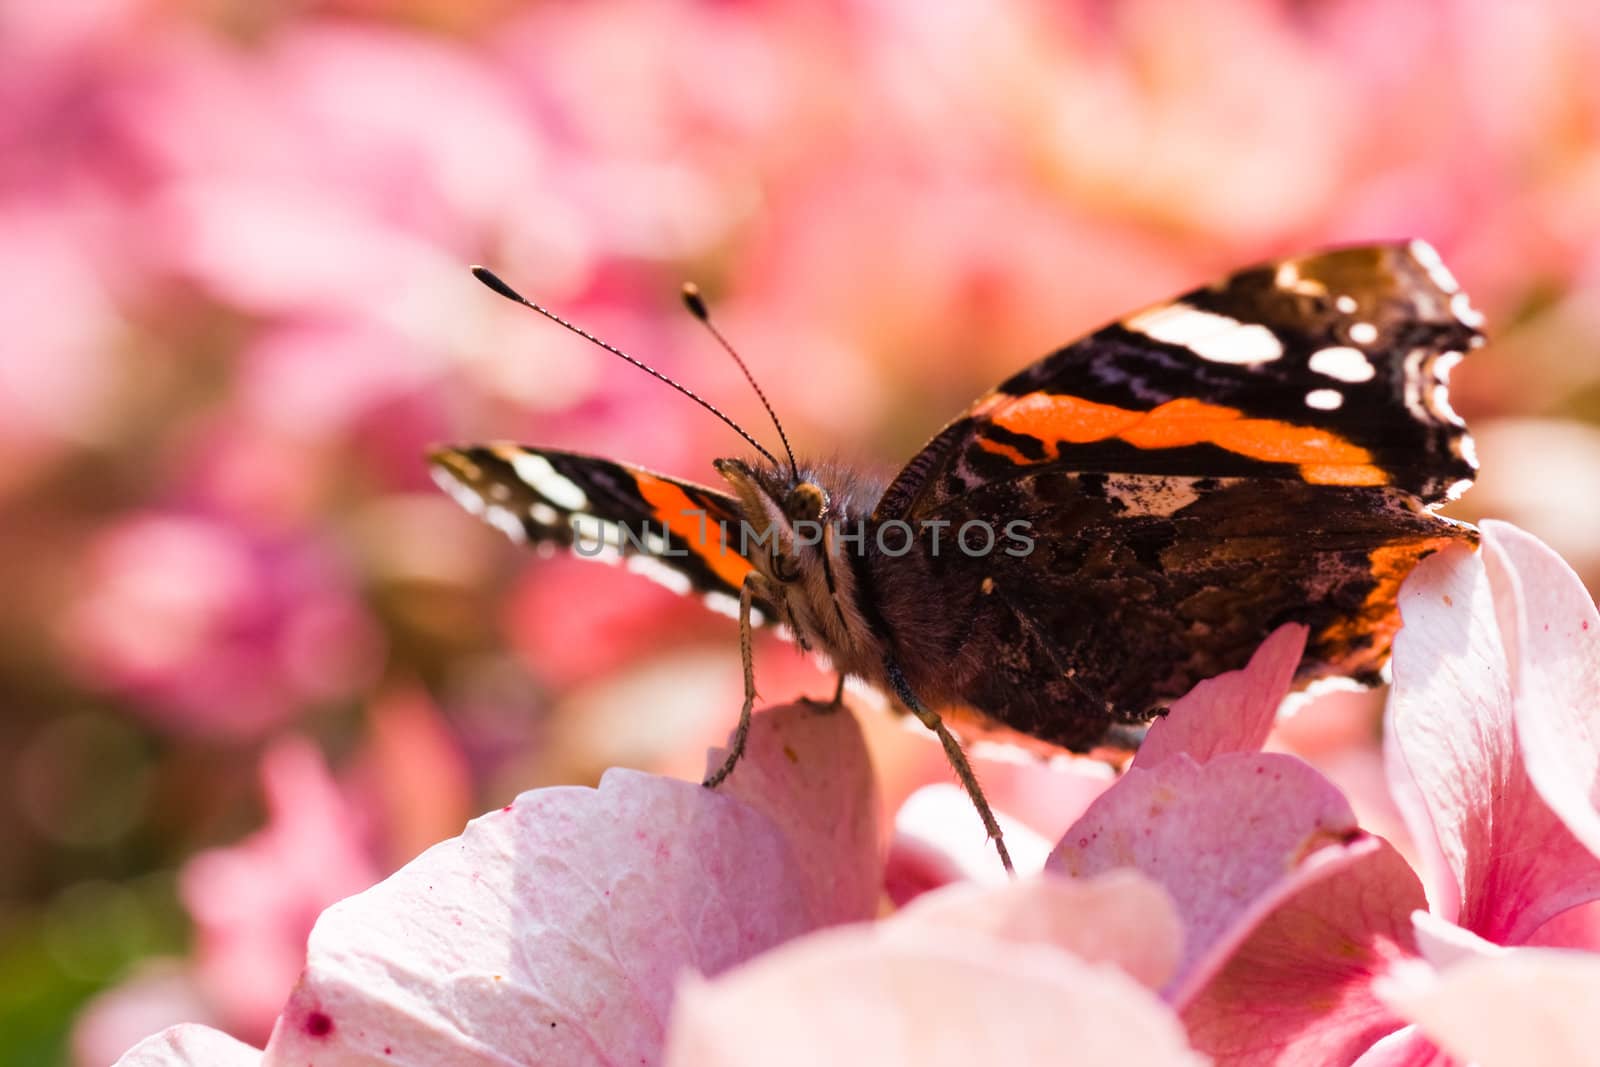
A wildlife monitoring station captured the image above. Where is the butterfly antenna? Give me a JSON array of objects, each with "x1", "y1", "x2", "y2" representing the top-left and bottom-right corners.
[
  {"x1": 470, "y1": 267, "x2": 784, "y2": 471},
  {"x1": 681, "y1": 283, "x2": 801, "y2": 482}
]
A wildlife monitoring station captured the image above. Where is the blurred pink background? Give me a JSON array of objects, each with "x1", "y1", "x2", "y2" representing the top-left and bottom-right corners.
[{"x1": 3, "y1": 1, "x2": 1599, "y2": 1062}]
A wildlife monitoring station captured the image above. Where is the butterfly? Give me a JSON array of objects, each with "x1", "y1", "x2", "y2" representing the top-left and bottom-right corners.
[{"x1": 431, "y1": 241, "x2": 1482, "y2": 871}]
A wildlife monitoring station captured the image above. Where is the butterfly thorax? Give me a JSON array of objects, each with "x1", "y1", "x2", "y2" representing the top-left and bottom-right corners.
[{"x1": 713, "y1": 457, "x2": 890, "y2": 679}]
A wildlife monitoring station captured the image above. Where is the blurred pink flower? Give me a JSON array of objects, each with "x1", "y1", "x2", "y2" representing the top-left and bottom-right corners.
[
  {"x1": 78, "y1": 736, "x2": 383, "y2": 1060},
  {"x1": 180, "y1": 737, "x2": 380, "y2": 1041},
  {"x1": 60, "y1": 512, "x2": 383, "y2": 737},
  {"x1": 81, "y1": 690, "x2": 471, "y2": 1059}
]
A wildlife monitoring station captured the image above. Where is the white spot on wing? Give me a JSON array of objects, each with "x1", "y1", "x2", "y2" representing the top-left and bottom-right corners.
[
  {"x1": 1309, "y1": 346, "x2": 1376, "y2": 383},
  {"x1": 1451, "y1": 291, "x2": 1485, "y2": 328},
  {"x1": 1123, "y1": 303, "x2": 1283, "y2": 365},
  {"x1": 1305, "y1": 388, "x2": 1344, "y2": 411},
  {"x1": 1409, "y1": 239, "x2": 1460, "y2": 293},
  {"x1": 1402, "y1": 349, "x2": 1430, "y2": 418},
  {"x1": 1335, "y1": 295, "x2": 1358, "y2": 314},
  {"x1": 1348, "y1": 321, "x2": 1378, "y2": 345},
  {"x1": 626, "y1": 553, "x2": 693, "y2": 595},
  {"x1": 485, "y1": 505, "x2": 526, "y2": 543},
  {"x1": 508, "y1": 451, "x2": 589, "y2": 510},
  {"x1": 1431, "y1": 382, "x2": 1465, "y2": 427},
  {"x1": 1445, "y1": 477, "x2": 1474, "y2": 501},
  {"x1": 1275, "y1": 262, "x2": 1327, "y2": 298},
  {"x1": 431, "y1": 467, "x2": 486, "y2": 516},
  {"x1": 529, "y1": 502, "x2": 561, "y2": 526}
]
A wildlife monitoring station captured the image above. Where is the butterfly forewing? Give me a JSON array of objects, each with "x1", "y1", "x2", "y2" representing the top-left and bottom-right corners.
[
  {"x1": 876, "y1": 242, "x2": 1480, "y2": 523},
  {"x1": 430, "y1": 444, "x2": 773, "y2": 620}
]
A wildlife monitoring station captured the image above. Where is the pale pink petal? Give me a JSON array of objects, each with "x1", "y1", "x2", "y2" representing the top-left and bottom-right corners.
[
  {"x1": 1390, "y1": 543, "x2": 1600, "y2": 943},
  {"x1": 261, "y1": 705, "x2": 876, "y2": 1065},
  {"x1": 888, "y1": 871, "x2": 1182, "y2": 990},
  {"x1": 1525, "y1": 899, "x2": 1600, "y2": 951},
  {"x1": 1481, "y1": 520, "x2": 1600, "y2": 861},
  {"x1": 1383, "y1": 700, "x2": 1459, "y2": 921},
  {"x1": 1048, "y1": 750, "x2": 1359, "y2": 996},
  {"x1": 1410, "y1": 911, "x2": 1506, "y2": 970},
  {"x1": 664, "y1": 927, "x2": 1206, "y2": 1067},
  {"x1": 885, "y1": 783, "x2": 1049, "y2": 904},
  {"x1": 1132, "y1": 622, "x2": 1307, "y2": 769},
  {"x1": 1379, "y1": 948, "x2": 1600, "y2": 1067},
  {"x1": 112, "y1": 1024, "x2": 260, "y2": 1067},
  {"x1": 711, "y1": 702, "x2": 882, "y2": 924},
  {"x1": 1179, "y1": 836, "x2": 1427, "y2": 1066},
  {"x1": 1350, "y1": 1026, "x2": 1451, "y2": 1067},
  {"x1": 74, "y1": 964, "x2": 218, "y2": 1067}
]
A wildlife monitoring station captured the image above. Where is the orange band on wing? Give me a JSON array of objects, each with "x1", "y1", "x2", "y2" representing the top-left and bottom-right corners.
[
  {"x1": 633, "y1": 474, "x2": 753, "y2": 589},
  {"x1": 974, "y1": 392, "x2": 1388, "y2": 487}
]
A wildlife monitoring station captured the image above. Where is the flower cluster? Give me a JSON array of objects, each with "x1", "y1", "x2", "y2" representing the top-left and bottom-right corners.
[{"x1": 113, "y1": 522, "x2": 1600, "y2": 1065}]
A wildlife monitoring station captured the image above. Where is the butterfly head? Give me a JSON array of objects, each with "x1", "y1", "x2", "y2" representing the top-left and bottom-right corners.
[
  {"x1": 713, "y1": 457, "x2": 830, "y2": 581},
  {"x1": 713, "y1": 455, "x2": 886, "y2": 672}
]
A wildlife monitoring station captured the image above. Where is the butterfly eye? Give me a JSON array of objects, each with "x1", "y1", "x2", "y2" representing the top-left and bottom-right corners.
[{"x1": 783, "y1": 483, "x2": 826, "y2": 522}]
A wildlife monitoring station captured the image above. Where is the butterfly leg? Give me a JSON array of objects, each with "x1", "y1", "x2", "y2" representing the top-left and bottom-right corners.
[
  {"x1": 703, "y1": 573, "x2": 763, "y2": 790},
  {"x1": 884, "y1": 660, "x2": 1014, "y2": 875},
  {"x1": 799, "y1": 673, "x2": 847, "y2": 713}
]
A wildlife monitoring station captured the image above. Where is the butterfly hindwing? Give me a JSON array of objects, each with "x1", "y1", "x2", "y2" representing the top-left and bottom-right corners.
[
  {"x1": 429, "y1": 444, "x2": 772, "y2": 620},
  {"x1": 880, "y1": 468, "x2": 1470, "y2": 752}
]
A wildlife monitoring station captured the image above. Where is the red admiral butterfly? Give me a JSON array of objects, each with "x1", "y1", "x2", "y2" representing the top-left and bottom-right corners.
[{"x1": 432, "y1": 241, "x2": 1482, "y2": 871}]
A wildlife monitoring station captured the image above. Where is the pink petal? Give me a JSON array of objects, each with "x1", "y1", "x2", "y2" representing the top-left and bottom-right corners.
[
  {"x1": 1132, "y1": 622, "x2": 1307, "y2": 769},
  {"x1": 112, "y1": 1024, "x2": 260, "y2": 1067},
  {"x1": 74, "y1": 964, "x2": 217, "y2": 1067},
  {"x1": 1389, "y1": 542, "x2": 1600, "y2": 943},
  {"x1": 1481, "y1": 520, "x2": 1600, "y2": 861},
  {"x1": 885, "y1": 783, "x2": 1050, "y2": 905},
  {"x1": 1379, "y1": 948, "x2": 1600, "y2": 1067},
  {"x1": 260, "y1": 703, "x2": 876, "y2": 1066},
  {"x1": 1383, "y1": 701, "x2": 1459, "y2": 921},
  {"x1": 1525, "y1": 899, "x2": 1600, "y2": 951},
  {"x1": 1048, "y1": 750, "x2": 1359, "y2": 998},
  {"x1": 664, "y1": 926, "x2": 1206, "y2": 1067},
  {"x1": 888, "y1": 871, "x2": 1182, "y2": 990},
  {"x1": 1350, "y1": 1026, "x2": 1451, "y2": 1067},
  {"x1": 1410, "y1": 911, "x2": 1506, "y2": 971},
  {"x1": 711, "y1": 702, "x2": 883, "y2": 925},
  {"x1": 1179, "y1": 836, "x2": 1427, "y2": 1066}
]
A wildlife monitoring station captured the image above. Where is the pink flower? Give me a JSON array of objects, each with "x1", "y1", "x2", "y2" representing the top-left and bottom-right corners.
[
  {"x1": 82, "y1": 689, "x2": 472, "y2": 1056},
  {"x1": 60, "y1": 513, "x2": 383, "y2": 738}
]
